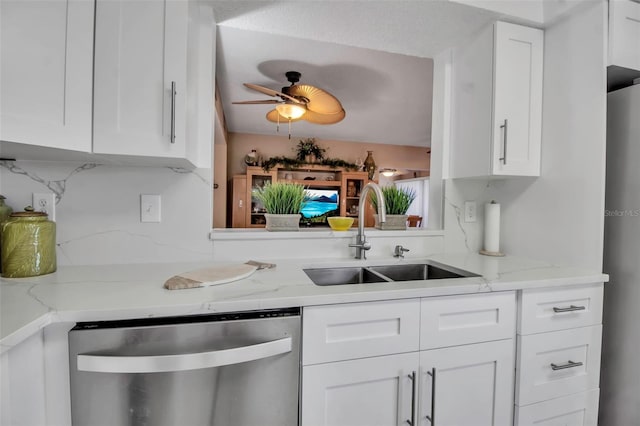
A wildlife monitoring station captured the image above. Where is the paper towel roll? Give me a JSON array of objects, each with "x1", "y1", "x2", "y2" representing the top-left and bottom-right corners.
[{"x1": 484, "y1": 201, "x2": 501, "y2": 253}]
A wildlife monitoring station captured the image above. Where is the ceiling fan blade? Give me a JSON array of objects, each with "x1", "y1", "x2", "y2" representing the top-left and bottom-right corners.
[
  {"x1": 244, "y1": 83, "x2": 303, "y2": 104},
  {"x1": 288, "y1": 85, "x2": 343, "y2": 114},
  {"x1": 232, "y1": 100, "x2": 281, "y2": 105},
  {"x1": 302, "y1": 109, "x2": 346, "y2": 125},
  {"x1": 265, "y1": 109, "x2": 304, "y2": 123}
]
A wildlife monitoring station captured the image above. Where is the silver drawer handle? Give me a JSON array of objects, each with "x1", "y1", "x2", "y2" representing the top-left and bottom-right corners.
[
  {"x1": 550, "y1": 360, "x2": 583, "y2": 371},
  {"x1": 77, "y1": 336, "x2": 291, "y2": 374},
  {"x1": 553, "y1": 305, "x2": 586, "y2": 313}
]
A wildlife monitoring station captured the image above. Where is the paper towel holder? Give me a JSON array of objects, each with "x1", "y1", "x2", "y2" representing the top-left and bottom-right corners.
[{"x1": 480, "y1": 200, "x2": 505, "y2": 257}]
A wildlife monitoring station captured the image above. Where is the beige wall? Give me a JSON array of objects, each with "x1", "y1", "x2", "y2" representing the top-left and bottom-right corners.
[{"x1": 224, "y1": 132, "x2": 430, "y2": 179}]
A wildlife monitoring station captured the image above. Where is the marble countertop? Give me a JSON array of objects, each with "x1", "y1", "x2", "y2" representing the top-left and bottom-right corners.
[{"x1": 0, "y1": 253, "x2": 608, "y2": 353}]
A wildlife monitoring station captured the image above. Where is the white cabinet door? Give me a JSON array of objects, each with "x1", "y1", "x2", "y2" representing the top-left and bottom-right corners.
[
  {"x1": 450, "y1": 21, "x2": 543, "y2": 178},
  {"x1": 301, "y1": 352, "x2": 419, "y2": 426},
  {"x1": 93, "y1": 0, "x2": 188, "y2": 160},
  {"x1": 492, "y1": 22, "x2": 543, "y2": 176},
  {"x1": 609, "y1": 0, "x2": 640, "y2": 71},
  {"x1": 0, "y1": 0, "x2": 94, "y2": 151},
  {"x1": 419, "y1": 339, "x2": 515, "y2": 426},
  {"x1": 0, "y1": 330, "x2": 47, "y2": 426}
]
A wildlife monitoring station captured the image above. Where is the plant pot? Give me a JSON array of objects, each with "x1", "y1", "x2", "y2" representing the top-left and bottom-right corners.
[
  {"x1": 264, "y1": 213, "x2": 301, "y2": 231},
  {"x1": 374, "y1": 214, "x2": 408, "y2": 230}
]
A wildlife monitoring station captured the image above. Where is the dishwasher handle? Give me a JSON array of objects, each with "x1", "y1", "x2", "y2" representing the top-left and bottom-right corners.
[{"x1": 77, "y1": 336, "x2": 292, "y2": 374}]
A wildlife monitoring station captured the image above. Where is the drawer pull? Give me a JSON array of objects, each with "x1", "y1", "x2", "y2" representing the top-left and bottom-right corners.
[
  {"x1": 550, "y1": 360, "x2": 583, "y2": 371},
  {"x1": 552, "y1": 305, "x2": 586, "y2": 313}
]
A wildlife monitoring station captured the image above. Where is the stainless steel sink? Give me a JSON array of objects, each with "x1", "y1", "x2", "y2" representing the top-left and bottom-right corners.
[
  {"x1": 368, "y1": 263, "x2": 475, "y2": 281},
  {"x1": 304, "y1": 262, "x2": 479, "y2": 286},
  {"x1": 304, "y1": 267, "x2": 391, "y2": 286}
]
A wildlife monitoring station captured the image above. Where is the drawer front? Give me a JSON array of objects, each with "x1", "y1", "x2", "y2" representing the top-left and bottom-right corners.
[
  {"x1": 518, "y1": 283, "x2": 603, "y2": 335},
  {"x1": 302, "y1": 299, "x2": 420, "y2": 365},
  {"x1": 516, "y1": 325, "x2": 602, "y2": 406},
  {"x1": 515, "y1": 389, "x2": 599, "y2": 426},
  {"x1": 420, "y1": 291, "x2": 516, "y2": 350}
]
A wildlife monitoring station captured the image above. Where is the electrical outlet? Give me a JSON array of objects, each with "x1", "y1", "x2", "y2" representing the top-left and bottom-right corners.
[
  {"x1": 140, "y1": 194, "x2": 161, "y2": 223},
  {"x1": 33, "y1": 193, "x2": 56, "y2": 221},
  {"x1": 464, "y1": 200, "x2": 477, "y2": 223}
]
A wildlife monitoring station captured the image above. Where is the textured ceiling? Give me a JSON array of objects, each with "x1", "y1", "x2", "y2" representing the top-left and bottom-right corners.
[{"x1": 212, "y1": 1, "x2": 500, "y2": 147}]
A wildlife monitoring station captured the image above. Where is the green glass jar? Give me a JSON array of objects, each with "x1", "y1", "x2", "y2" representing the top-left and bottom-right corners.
[
  {"x1": 0, "y1": 195, "x2": 14, "y2": 274},
  {"x1": 1, "y1": 207, "x2": 56, "y2": 278},
  {"x1": 0, "y1": 195, "x2": 12, "y2": 224}
]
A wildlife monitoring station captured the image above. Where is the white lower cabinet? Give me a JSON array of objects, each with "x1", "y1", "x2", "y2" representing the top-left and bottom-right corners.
[
  {"x1": 419, "y1": 340, "x2": 515, "y2": 426},
  {"x1": 515, "y1": 284, "x2": 604, "y2": 426},
  {"x1": 0, "y1": 331, "x2": 47, "y2": 426},
  {"x1": 302, "y1": 352, "x2": 418, "y2": 426},
  {"x1": 301, "y1": 293, "x2": 516, "y2": 426}
]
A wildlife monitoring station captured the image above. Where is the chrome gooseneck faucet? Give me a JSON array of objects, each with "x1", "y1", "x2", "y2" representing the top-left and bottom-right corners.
[{"x1": 349, "y1": 182, "x2": 386, "y2": 259}]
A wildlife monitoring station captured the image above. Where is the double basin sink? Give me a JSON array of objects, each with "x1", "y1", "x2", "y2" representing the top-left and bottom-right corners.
[{"x1": 304, "y1": 261, "x2": 479, "y2": 286}]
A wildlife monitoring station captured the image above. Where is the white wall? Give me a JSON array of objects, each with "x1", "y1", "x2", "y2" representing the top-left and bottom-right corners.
[{"x1": 442, "y1": 1, "x2": 608, "y2": 270}]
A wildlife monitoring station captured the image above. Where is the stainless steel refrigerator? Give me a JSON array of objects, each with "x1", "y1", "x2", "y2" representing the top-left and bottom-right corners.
[{"x1": 600, "y1": 82, "x2": 640, "y2": 425}]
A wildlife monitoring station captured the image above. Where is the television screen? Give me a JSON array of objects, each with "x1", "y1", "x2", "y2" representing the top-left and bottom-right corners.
[{"x1": 301, "y1": 189, "x2": 339, "y2": 223}]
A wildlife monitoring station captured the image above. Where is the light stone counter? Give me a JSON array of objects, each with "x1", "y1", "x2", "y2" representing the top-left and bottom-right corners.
[{"x1": 0, "y1": 253, "x2": 608, "y2": 353}]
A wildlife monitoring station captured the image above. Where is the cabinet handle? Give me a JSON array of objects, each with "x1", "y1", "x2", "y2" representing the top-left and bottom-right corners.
[
  {"x1": 425, "y1": 368, "x2": 436, "y2": 424},
  {"x1": 499, "y1": 119, "x2": 508, "y2": 164},
  {"x1": 406, "y1": 371, "x2": 417, "y2": 426},
  {"x1": 170, "y1": 81, "x2": 177, "y2": 144},
  {"x1": 552, "y1": 305, "x2": 586, "y2": 313},
  {"x1": 550, "y1": 360, "x2": 583, "y2": 371}
]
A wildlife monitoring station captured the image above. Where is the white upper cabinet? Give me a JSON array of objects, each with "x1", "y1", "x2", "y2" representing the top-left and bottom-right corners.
[
  {"x1": 93, "y1": 0, "x2": 189, "y2": 162},
  {"x1": 609, "y1": 0, "x2": 640, "y2": 71},
  {"x1": 450, "y1": 21, "x2": 543, "y2": 178},
  {"x1": 0, "y1": 0, "x2": 94, "y2": 152}
]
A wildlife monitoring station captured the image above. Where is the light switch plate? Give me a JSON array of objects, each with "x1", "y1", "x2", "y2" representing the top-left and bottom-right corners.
[
  {"x1": 464, "y1": 201, "x2": 477, "y2": 223},
  {"x1": 140, "y1": 194, "x2": 161, "y2": 223}
]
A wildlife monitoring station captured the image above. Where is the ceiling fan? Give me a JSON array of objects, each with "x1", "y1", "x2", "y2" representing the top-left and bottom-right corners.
[{"x1": 233, "y1": 71, "x2": 346, "y2": 131}]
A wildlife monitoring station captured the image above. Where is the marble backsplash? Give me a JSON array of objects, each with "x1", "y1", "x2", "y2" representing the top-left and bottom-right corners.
[{"x1": 0, "y1": 160, "x2": 214, "y2": 265}]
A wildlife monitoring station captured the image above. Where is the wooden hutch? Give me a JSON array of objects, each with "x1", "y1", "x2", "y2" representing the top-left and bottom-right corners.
[{"x1": 230, "y1": 165, "x2": 374, "y2": 228}]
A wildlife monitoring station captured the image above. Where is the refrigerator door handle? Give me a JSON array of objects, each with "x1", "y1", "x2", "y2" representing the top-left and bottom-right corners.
[{"x1": 77, "y1": 336, "x2": 292, "y2": 374}]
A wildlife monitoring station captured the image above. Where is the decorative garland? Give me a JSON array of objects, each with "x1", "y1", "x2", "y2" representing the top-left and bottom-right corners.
[
  {"x1": 260, "y1": 138, "x2": 361, "y2": 172},
  {"x1": 261, "y1": 156, "x2": 360, "y2": 172}
]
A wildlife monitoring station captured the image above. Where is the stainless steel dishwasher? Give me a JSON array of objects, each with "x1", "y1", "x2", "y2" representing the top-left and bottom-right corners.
[{"x1": 69, "y1": 308, "x2": 300, "y2": 426}]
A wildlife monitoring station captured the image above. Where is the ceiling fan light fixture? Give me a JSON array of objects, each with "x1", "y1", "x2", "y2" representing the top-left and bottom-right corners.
[
  {"x1": 380, "y1": 168, "x2": 397, "y2": 177},
  {"x1": 276, "y1": 102, "x2": 306, "y2": 120}
]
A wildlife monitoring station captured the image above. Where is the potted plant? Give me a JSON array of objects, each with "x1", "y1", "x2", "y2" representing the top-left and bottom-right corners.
[
  {"x1": 295, "y1": 138, "x2": 326, "y2": 163},
  {"x1": 369, "y1": 186, "x2": 417, "y2": 230},
  {"x1": 253, "y1": 182, "x2": 307, "y2": 231}
]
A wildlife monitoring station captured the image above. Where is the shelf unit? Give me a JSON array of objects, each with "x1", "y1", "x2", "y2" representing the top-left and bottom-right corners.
[{"x1": 230, "y1": 165, "x2": 373, "y2": 228}]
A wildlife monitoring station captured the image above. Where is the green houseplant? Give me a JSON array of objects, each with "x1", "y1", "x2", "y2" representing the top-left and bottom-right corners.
[
  {"x1": 295, "y1": 138, "x2": 326, "y2": 163},
  {"x1": 369, "y1": 186, "x2": 417, "y2": 230},
  {"x1": 253, "y1": 182, "x2": 307, "y2": 231}
]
